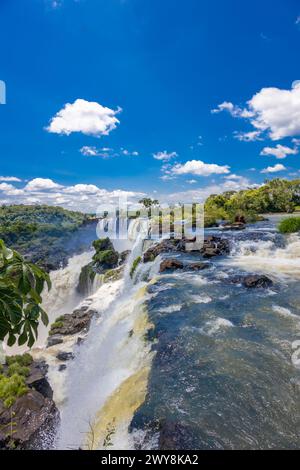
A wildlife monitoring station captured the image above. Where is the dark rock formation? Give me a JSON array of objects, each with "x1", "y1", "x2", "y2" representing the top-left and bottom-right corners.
[
  {"x1": 241, "y1": 274, "x2": 273, "y2": 289},
  {"x1": 0, "y1": 360, "x2": 59, "y2": 450},
  {"x1": 46, "y1": 335, "x2": 63, "y2": 348},
  {"x1": 26, "y1": 361, "x2": 53, "y2": 400},
  {"x1": 56, "y1": 352, "x2": 75, "y2": 362},
  {"x1": 159, "y1": 259, "x2": 184, "y2": 272},
  {"x1": 185, "y1": 262, "x2": 211, "y2": 271},
  {"x1": 143, "y1": 239, "x2": 179, "y2": 263},
  {"x1": 119, "y1": 250, "x2": 131, "y2": 265},
  {"x1": 48, "y1": 306, "x2": 96, "y2": 339},
  {"x1": 200, "y1": 236, "x2": 230, "y2": 258},
  {"x1": 77, "y1": 237, "x2": 120, "y2": 294}
]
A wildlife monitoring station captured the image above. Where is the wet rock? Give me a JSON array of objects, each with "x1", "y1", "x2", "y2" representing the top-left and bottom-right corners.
[
  {"x1": 159, "y1": 259, "x2": 184, "y2": 272},
  {"x1": 26, "y1": 361, "x2": 53, "y2": 400},
  {"x1": 0, "y1": 391, "x2": 59, "y2": 450},
  {"x1": 49, "y1": 307, "x2": 96, "y2": 336},
  {"x1": 0, "y1": 358, "x2": 59, "y2": 450},
  {"x1": 143, "y1": 239, "x2": 179, "y2": 263},
  {"x1": 119, "y1": 250, "x2": 131, "y2": 265},
  {"x1": 200, "y1": 236, "x2": 230, "y2": 258},
  {"x1": 186, "y1": 262, "x2": 211, "y2": 271},
  {"x1": 242, "y1": 275, "x2": 273, "y2": 288},
  {"x1": 46, "y1": 335, "x2": 63, "y2": 348},
  {"x1": 56, "y1": 351, "x2": 75, "y2": 362},
  {"x1": 230, "y1": 274, "x2": 273, "y2": 288}
]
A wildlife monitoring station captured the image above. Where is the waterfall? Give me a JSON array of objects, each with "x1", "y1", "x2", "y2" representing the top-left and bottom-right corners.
[{"x1": 56, "y1": 217, "x2": 157, "y2": 450}]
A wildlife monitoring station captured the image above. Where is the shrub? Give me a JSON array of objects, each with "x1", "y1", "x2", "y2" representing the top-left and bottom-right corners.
[
  {"x1": 50, "y1": 320, "x2": 64, "y2": 330},
  {"x1": 6, "y1": 353, "x2": 33, "y2": 367},
  {"x1": 130, "y1": 256, "x2": 141, "y2": 278},
  {"x1": 278, "y1": 217, "x2": 300, "y2": 234},
  {"x1": 0, "y1": 373, "x2": 28, "y2": 408},
  {"x1": 7, "y1": 363, "x2": 30, "y2": 377}
]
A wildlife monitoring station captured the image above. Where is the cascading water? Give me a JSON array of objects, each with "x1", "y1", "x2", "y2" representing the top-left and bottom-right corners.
[
  {"x1": 56, "y1": 218, "x2": 158, "y2": 450},
  {"x1": 224, "y1": 233, "x2": 300, "y2": 279}
]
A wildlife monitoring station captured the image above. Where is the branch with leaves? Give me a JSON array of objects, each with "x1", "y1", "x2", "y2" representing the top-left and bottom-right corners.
[{"x1": 0, "y1": 239, "x2": 51, "y2": 348}]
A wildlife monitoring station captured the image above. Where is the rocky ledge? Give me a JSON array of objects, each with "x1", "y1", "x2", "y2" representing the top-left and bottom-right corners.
[
  {"x1": 143, "y1": 236, "x2": 230, "y2": 263},
  {"x1": 159, "y1": 259, "x2": 211, "y2": 273},
  {"x1": 47, "y1": 305, "x2": 97, "y2": 347},
  {"x1": 0, "y1": 355, "x2": 59, "y2": 450}
]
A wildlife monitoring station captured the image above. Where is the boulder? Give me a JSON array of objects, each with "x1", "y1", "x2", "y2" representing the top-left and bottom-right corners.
[
  {"x1": 242, "y1": 275, "x2": 273, "y2": 288},
  {"x1": 230, "y1": 274, "x2": 273, "y2": 288},
  {"x1": 56, "y1": 352, "x2": 75, "y2": 362},
  {"x1": 0, "y1": 391, "x2": 59, "y2": 450},
  {"x1": 200, "y1": 236, "x2": 230, "y2": 258},
  {"x1": 159, "y1": 259, "x2": 184, "y2": 272},
  {"x1": 0, "y1": 358, "x2": 59, "y2": 450},
  {"x1": 143, "y1": 239, "x2": 178, "y2": 263},
  {"x1": 46, "y1": 335, "x2": 63, "y2": 348},
  {"x1": 49, "y1": 307, "x2": 96, "y2": 337},
  {"x1": 119, "y1": 250, "x2": 131, "y2": 265},
  {"x1": 26, "y1": 361, "x2": 53, "y2": 400},
  {"x1": 186, "y1": 262, "x2": 211, "y2": 271}
]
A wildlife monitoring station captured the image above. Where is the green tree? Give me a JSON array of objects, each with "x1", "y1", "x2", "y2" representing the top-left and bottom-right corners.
[
  {"x1": 0, "y1": 239, "x2": 51, "y2": 348},
  {"x1": 138, "y1": 198, "x2": 159, "y2": 209}
]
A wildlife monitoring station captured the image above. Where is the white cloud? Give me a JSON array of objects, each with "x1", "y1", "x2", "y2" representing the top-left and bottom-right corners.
[
  {"x1": 211, "y1": 101, "x2": 254, "y2": 118},
  {"x1": 46, "y1": 99, "x2": 121, "y2": 137},
  {"x1": 233, "y1": 130, "x2": 262, "y2": 142},
  {"x1": 166, "y1": 177, "x2": 255, "y2": 203},
  {"x1": 153, "y1": 151, "x2": 178, "y2": 161},
  {"x1": 25, "y1": 178, "x2": 62, "y2": 191},
  {"x1": 80, "y1": 146, "x2": 138, "y2": 158},
  {"x1": 170, "y1": 159, "x2": 230, "y2": 177},
  {"x1": 296, "y1": 16, "x2": 300, "y2": 25},
  {"x1": 213, "y1": 82, "x2": 300, "y2": 141},
  {"x1": 261, "y1": 163, "x2": 286, "y2": 173},
  {"x1": 260, "y1": 144, "x2": 298, "y2": 159},
  {"x1": 186, "y1": 179, "x2": 197, "y2": 184},
  {"x1": 0, "y1": 176, "x2": 22, "y2": 182},
  {"x1": 0, "y1": 178, "x2": 145, "y2": 213}
]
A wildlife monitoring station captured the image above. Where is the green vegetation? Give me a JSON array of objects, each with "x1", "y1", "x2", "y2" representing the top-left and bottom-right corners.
[
  {"x1": 278, "y1": 217, "x2": 300, "y2": 234},
  {"x1": 204, "y1": 178, "x2": 300, "y2": 226},
  {"x1": 0, "y1": 239, "x2": 50, "y2": 348},
  {"x1": 6, "y1": 353, "x2": 33, "y2": 367},
  {"x1": 0, "y1": 205, "x2": 93, "y2": 270},
  {"x1": 50, "y1": 320, "x2": 64, "y2": 330},
  {"x1": 138, "y1": 198, "x2": 159, "y2": 209},
  {"x1": 0, "y1": 354, "x2": 33, "y2": 408},
  {"x1": 130, "y1": 256, "x2": 141, "y2": 278}
]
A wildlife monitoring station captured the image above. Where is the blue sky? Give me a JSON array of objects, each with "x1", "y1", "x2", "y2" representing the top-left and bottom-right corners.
[{"x1": 0, "y1": 0, "x2": 300, "y2": 210}]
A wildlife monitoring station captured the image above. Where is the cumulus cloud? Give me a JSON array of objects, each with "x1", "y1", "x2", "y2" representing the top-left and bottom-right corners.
[
  {"x1": 0, "y1": 178, "x2": 145, "y2": 213},
  {"x1": 0, "y1": 176, "x2": 22, "y2": 182},
  {"x1": 186, "y1": 179, "x2": 197, "y2": 184},
  {"x1": 261, "y1": 163, "x2": 286, "y2": 173},
  {"x1": 169, "y1": 160, "x2": 230, "y2": 177},
  {"x1": 25, "y1": 178, "x2": 62, "y2": 191},
  {"x1": 153, "y1": 151, "x2": 178, "y2": 161},
  {"x1": 166, "y1": 177, "x2": 255, "y2": 203},
  {"x1": 46, "y1": 99, "x2": 121, "y2": 137},
  {"x1": 260, "y1": 144, "x2": 298, "y2": 159},
  {"x1": 213, "y1": 81, "x2": 300, "y2": 141}
]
